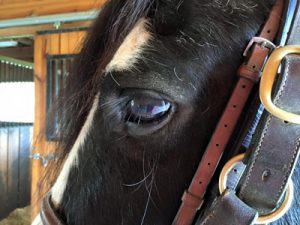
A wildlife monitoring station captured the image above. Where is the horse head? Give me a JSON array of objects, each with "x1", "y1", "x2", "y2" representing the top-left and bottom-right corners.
[{"x1": 33, "y1": 1, "x2": 300, "y2": 225}]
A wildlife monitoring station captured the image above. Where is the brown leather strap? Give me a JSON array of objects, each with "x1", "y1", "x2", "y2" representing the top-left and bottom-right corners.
[
  {"x1": 198, "y1": 53, "x2": 300, "y2": 225},
  {"x1": 238, "y1": 54, "x2": 300, "y2": 215},
  {"x1": 198, "y1": 190, "x2": 258, "y2": 225},
  {"x1": 40, "y1": 193, "x2": 65, "y2": 225},
  {"x1": 237, "y1": 0, "x2": 300, "y2": 214},
  {"x1": 172, "y1": 1, "x2": 284, "y2": 224},
  {"x1": 197, "y1": 1, "x2": 300, "y2": 223}
]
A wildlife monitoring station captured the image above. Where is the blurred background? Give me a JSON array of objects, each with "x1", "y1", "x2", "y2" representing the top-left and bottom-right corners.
[{"x1": 0, "y1": 0, "x2": 107, "y2": 223}]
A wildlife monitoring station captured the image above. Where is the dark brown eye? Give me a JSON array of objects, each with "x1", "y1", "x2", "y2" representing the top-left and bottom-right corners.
[{"x1": 125, "y1": 97, "x2": 171, "y2": 124}]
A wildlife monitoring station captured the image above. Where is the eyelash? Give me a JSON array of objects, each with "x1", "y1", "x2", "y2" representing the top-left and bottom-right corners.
[{"x1": 124, "y1": 98, "x2": 171, "y2": 124}]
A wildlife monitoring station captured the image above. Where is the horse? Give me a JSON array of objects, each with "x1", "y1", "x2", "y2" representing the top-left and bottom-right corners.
[{"x1": 33, "y1": 0, "x2": 300, "y2": 224}]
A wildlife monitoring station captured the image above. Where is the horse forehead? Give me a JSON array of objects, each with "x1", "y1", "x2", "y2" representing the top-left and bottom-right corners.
[{"x1": 105, "y1": 18, "x2": 152, "y2": 73}]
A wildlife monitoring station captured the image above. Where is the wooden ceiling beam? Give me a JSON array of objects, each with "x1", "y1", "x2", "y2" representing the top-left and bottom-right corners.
[
  {"x1": 0, "y1": 0, "x2": 107, "y2": 20},
  {"x1": 0, "y1": 21, "x2": 92, "y2": 39},
  {"x1": 0, "y1": 46, "x2": 34, "y2": 62}
]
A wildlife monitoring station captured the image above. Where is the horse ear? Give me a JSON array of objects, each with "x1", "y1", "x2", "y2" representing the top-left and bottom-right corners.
[{"x1": 152, "y1": 0, "x2": 187, "y2": 35}]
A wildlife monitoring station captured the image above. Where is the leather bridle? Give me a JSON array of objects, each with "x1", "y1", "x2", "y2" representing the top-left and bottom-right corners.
[
  {"x1": 39, "y1": 0, "x2": 300, "y2": 224},
  {"x1": 174, "y1": 0, "x2": 300, "y2": 224}
]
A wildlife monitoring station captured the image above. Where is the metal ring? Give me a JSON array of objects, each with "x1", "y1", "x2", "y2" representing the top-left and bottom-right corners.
[
  {"x1": 255, "y1": 180, "x2": 293, "y2": 224},
  {"x1": 219, "y1": 153, "x2": 245, "y2": 194},
  {"x1": 260, "y1": 45, "x2": 300, "y2": 124},
  {"x1": 219, "y1": 154, "x2": 294, "y2": 224}
]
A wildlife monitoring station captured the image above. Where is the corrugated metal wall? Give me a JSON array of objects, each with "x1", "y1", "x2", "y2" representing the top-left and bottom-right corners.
[
  {"x1": 0, "y1": 56, "x2": 33, "y2": 220},
  {"x1": 0, "y1": 56, "x2": 33, "y2": 82}
]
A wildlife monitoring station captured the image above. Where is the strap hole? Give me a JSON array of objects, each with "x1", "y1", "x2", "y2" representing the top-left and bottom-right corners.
[
  {"x1": 233, "y1": 105, "x2": 237, "y2": 108},
  {"x1": 224, "y1": 124, "x2": 228, "y2": 128},
  {"x1": 199, "y1": 181, "x2": 202, "y2": 184},
  {"x1": 284, "y1": 120, "x2": 289, "y2": 124},
  {"x1": 208, "y1": 163, "x2": 211, "y2": 166},
  {"x1": 242, "y1": 85, "x2": 246, "y2": 89},
  {"x1": 216, "y1": 144, "x2": 220, "y2": 147},
  {"x1": 233, "y1": 169, "x2": 237, "y2": 173},
  {"x1": 252, "y1": 65, "x2": 256, "y2": 69},
  {"x1": 267, "y1": 29, "x2": 271, "y2": 33}
]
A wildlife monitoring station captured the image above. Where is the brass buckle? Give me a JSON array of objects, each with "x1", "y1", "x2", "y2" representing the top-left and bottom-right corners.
[
  {"x1": 219, "y1": 154, "x2": 294, "y2": 225},
  {"x1": 260, "y1": 45, "x2": 300, "y2": 124}
]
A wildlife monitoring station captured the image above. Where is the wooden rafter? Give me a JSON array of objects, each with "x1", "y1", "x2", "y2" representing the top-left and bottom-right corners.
[
  {"x1": 0, "y1": 21, "x2": 92, "y2": 39},
  {"x1": 0, "y1": 0, "x2": 107, "y2": 20}
]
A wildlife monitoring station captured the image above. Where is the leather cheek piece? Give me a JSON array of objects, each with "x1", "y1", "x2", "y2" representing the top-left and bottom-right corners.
[
  {"x1": 196, "y1": 190, "x2": 258, "y2": 225},
  {"x1": 40, "y1": 193, "x2": 65, "y2": 225},
  {"x1": 238, "y1": 54, "x2": 300, "y2": 215}
]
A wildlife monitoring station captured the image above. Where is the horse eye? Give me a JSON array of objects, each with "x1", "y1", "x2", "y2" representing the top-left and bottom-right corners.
[{"x1": 125, "y1": 98, "x2": 171, "y2": 124}]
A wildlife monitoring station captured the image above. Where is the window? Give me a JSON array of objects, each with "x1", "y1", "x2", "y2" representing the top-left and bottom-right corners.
[
  {"x1": 0, "y1": 82, "x2": 34, "y2": 123},
  {"x1": 46, "y1": 54, "x2": 76, "y2": 140}
]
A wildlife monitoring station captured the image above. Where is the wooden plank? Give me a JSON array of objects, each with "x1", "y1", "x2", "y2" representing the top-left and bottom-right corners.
[
  {"x1": 76, "y1": 32, "x2": 86, "y2": 53},
  {"x1": 32, "y1": 35, "x2": 47, "y2": 219},
  {"x1": 60, "y1": 33, "x2": 70, "y2": 55},
  {"x1": 0, "y1": 127, "x2": 9, "y2": 218},
  {"x1": 0, "y1": 0, "x2": 107, "y2": 20},
  {"x1": 0, "y1": 21, "x2": 92, "y2": 40},
  {"x1": 19, "y1": 126, "x2": 32, "y2": 207},
  {"x1": 49, "y1": 33, "x2": 61, "y2": 55},
  {"x1": 68, "y1": 31, "x2": 85, "y2": 54},
  {"x1": 7, "y1": 127, "x2": 20, "y2": 211}
]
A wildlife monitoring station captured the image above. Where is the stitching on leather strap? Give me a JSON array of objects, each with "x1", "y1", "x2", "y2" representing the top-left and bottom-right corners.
[
  {"x1": 201, "y1": 209, "x2": 217, "y2": 225},
  {"x1": 274, "y1": 137, "x2": 300, "y2": 205},
  {"x1": 273, "y1": 58, "x2": 300, "y2": 205},
  {"x1": 240, "y1": 114, "x2": 273, "y2": 199},
  {"x1": 201, "y1": 200, "x2": 219, "y2": 225},
  {"x1": 240, "y1": 58, "x2": 289, "y2": 201}
]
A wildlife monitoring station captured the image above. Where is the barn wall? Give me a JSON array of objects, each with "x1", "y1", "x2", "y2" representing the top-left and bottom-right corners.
[
  {"x1": 0, "y1": 57, "x2": 34, "y2": 220},
  {"x1": 0, "y1": 123, "x2": 33, "y2": 220}
]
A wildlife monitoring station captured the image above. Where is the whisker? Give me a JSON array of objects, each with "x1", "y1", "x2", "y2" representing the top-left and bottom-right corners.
[
  {"x1": 189, "y1": 82, "x2": 197, "y2": 91},
  {"x1": 201, "y1": 106, "x2": 210, "y2": 115},
  {"x1": 126, "y1": 112, "x2": 133, "y2": 123},
  {"x1": 174, "y1": 67, "x2": 184, "y2": 81},
  {"x1": 114, "y1": 135, "x2": 128, "y2": 142},
  {"x1": 110, "y1": 71, "x2": 121, "y2": 86},
  {"x1": 176, "y1": 0, "x2": 185, "y2": 10},
  {"x1": 99, "y1": 98, "x2": 125, "y2": 109},
  {"x1": 122, "y1": 168, "x2": 154, "y2": 187},
  {"x1": 137, "y1": 115, "x2": 142, "y2": 126},
  {"x1": 140, "y1": 173, "x2": 154, "y2": 225}
]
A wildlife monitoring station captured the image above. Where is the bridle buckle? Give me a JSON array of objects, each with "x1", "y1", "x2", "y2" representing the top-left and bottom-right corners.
[
  {"x1": 260, "y1": 45, "x2": 300, "y2": 124},
  {"x1": 243, "y1": 37, "x2": 276, "y2": 57},
  {"x1": 219, "y1": 154, "x2": 294, "y2": 225}
]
